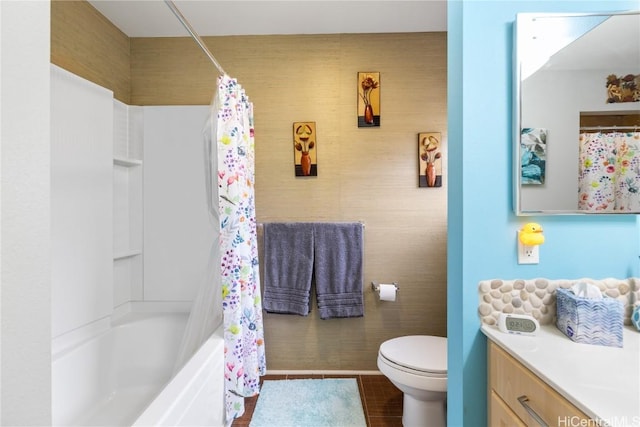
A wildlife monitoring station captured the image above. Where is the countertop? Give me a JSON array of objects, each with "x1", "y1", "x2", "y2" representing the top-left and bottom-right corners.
[{"x1": 482, "y1": 323, "x2": 640, "y2": 426}]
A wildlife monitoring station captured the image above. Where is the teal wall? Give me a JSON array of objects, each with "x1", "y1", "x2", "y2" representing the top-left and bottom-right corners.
[{"x1": 447, "y1": 1, "x2": 640, "y2": 426}]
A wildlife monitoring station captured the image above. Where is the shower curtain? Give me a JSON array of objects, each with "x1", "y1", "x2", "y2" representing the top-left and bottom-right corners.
[
  {"x1": 578, "y1": 131, "x2": 640, "y2": 211},
  {"x1": 213, "y1": 75, "x2": 266, "y2": 424},
  {"x1": 175, "y1": 74, "x2": 265, "y2": 426}
]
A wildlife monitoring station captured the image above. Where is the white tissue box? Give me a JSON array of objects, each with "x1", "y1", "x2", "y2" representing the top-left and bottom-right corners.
[{"x1": 555, "y1": 287, "x2": 623, "y2": 347}]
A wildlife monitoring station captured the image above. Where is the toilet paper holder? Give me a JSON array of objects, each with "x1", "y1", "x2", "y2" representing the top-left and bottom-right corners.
[{"x1": 371, "y1": 281, "x2": 399, "y2": 292}]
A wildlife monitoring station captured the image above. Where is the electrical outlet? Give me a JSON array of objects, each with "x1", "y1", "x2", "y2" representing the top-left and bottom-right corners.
[{"x1": 517, "y1": 232, "x2": 539, "y2": 264}]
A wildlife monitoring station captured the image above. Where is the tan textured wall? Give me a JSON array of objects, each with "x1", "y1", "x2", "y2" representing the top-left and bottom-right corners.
[
  {"x1": 51, "y1": 0, "x2": 130, "y2": 103},
  {"x1": 131, "y1": 33, "x2": 447, "y2": 370},
  {"x1": 51, "y1": 1, "x2": 448, "y2": 370}
]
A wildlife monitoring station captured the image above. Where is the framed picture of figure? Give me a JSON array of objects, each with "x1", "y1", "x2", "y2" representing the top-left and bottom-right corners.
[{"x1": 293, "y1": 121, "x2": 318, "y2": 177}]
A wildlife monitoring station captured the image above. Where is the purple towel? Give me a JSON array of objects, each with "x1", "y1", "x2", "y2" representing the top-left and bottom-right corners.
[
  {"x1": 313, "y1": 222, "x2": 364, "y2": 319},
  {"x1": 263, "y1": 223, "x2": 314, "y2": 315}
]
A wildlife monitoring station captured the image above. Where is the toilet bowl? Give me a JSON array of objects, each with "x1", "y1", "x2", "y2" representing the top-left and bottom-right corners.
[{"x1": 377, "y1": 335, "x2": 447, "y2": 427}]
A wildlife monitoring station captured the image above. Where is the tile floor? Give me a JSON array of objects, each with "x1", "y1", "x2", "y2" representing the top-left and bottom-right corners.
[{"x1": 231, "y1": 374, "x2": 403, "y2": 427}]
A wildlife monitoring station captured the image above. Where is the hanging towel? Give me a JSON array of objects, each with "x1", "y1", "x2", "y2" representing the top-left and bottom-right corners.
[
  {"x1": 263, "y1": 223, "x2": 314, "y2": 315},
  {"x1": 313, "y1": 222, "x2": 364, "y2": 319}
]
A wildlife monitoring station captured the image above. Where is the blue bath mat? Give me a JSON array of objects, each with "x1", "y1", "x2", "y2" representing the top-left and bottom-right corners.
[{"x1": 249, "y1": 378, "x2": 367, "y2": 427}]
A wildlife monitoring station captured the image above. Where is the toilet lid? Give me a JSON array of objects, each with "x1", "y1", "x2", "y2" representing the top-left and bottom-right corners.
[{"x1": 379, "y1": 335, "x2": 447, "y2": 374}]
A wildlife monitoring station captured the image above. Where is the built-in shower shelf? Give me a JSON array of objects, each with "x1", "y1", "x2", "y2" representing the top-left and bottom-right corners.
[
  {"x1": 113, "y1": 157, "x2": 142, "y2": 167},
  {"x1": 114, "y1": 249, "x2": 142, "y2": 260}
]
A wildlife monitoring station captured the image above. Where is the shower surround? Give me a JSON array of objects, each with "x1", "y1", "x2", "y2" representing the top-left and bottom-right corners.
[{"x1": 51, "y1": 65, "x2": 228, "y2": 425}]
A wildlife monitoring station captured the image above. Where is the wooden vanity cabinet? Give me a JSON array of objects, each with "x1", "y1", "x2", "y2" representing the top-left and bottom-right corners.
[{"x1": 488, "y1": 341, "x2": 591, "y2": 426}]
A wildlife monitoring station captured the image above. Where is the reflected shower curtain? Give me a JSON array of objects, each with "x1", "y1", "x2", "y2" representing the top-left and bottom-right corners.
[
  {"x1": 211, "y1": 75, "x2": 266, "y2": 424},
  {"x1": 578, "y1": 131, "x2": 640, "y2": 211}
]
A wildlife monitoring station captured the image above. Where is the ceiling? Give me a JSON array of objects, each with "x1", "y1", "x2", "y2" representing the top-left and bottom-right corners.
[
  {"x1": 516, "y1": 12, "x2": 640, "y2": 82},
  {"x1": 546, "y1": 13, "x2": 640, "y2": 70},
  {"x1": 87, "y1": 0, "x2": 448, "y2": 38}
]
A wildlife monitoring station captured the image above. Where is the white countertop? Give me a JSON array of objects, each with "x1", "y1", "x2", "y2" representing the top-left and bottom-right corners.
[{"x1": 482, "y1": 323, "x2": 640, "y2": 427}]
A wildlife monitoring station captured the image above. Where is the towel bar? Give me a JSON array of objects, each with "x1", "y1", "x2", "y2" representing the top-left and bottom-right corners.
[{"x1": 257, "y1": 221, "x2": 365, "y2": 228}]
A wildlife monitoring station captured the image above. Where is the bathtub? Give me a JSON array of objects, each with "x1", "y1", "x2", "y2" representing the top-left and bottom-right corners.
[{"x1": 52, "y1": 311, "x2": 224, "y2": 426}]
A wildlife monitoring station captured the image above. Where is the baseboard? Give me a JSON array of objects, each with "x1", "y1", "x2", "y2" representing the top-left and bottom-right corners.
[{"x1": 265, "y1": 370, "x2": 382, "y2": 376}]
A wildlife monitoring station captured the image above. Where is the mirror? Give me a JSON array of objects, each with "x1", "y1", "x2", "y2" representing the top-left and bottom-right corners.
[{"x1": 514, "y1": 11, "x2": 640, "y2": 215}]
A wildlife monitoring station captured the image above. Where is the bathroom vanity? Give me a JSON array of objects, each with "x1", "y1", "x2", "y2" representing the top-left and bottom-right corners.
[{"x1": 483, "y1": 324, "x2": 639, "y2": 426}]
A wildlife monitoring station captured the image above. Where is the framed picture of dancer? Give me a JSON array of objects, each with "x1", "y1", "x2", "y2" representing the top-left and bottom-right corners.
[
  {"x1": 357, "y1": 72, "x2": 380, "y2": 127},
  {"x1": 293, "y1": 121, "x2": 318, "y2": 177}
]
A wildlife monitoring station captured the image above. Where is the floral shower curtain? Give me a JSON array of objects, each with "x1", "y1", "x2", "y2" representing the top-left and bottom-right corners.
[
  {"x1": 211, "y1": 74, "x2": 266, "y2": 425},
  {"x1": 578, "y1": 131, "x2": 640, "y2": 211}
]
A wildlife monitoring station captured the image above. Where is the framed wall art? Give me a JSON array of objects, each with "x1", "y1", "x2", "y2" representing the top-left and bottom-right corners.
[
  {"x1": 520, "y1": 127, "x2": 547, "y2": 185},
  {"x1": 606, "y1": 73, "x2": 640, "y2": 103},
  {"x1": 357, "y1": 72, "x2": 380, "y2": 127},
  {"x1": 293, "y1": 121, "x2": 317, "y2": 177},
  {"x1": 418, "y1": 132, "x2": 443, "y2": 187}
]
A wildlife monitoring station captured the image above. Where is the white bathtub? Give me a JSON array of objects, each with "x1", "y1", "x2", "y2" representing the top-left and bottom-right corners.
[{"x1": 52, "y1": 311, "x2": 224, "y2": 426}]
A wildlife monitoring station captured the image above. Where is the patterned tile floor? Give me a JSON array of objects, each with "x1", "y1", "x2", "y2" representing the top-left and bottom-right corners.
[{"x1": 231, "y1": 374, "x2": 403, "y2": 427}]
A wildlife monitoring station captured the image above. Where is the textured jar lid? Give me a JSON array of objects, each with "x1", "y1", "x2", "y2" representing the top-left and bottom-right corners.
[{"x1": 379, "y1": 335, "x2": 447, "y2": 374}]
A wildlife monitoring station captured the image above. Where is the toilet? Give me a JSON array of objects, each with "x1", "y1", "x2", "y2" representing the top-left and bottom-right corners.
[{"x1": 377, "y1": 335, "x2": 447, "y2": 427}]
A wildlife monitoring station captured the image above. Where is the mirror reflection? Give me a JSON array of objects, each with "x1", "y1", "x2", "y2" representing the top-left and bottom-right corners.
[{"x1": 514, "y1": 11, "x2": 640, "y2": 214}]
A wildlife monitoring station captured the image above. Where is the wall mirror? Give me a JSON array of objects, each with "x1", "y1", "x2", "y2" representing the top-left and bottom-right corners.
[{"x1": 514, "y1": 11, "x2": 640, "y2": 215}]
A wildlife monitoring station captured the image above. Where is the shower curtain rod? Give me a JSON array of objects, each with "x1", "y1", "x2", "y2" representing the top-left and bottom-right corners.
[{"x1": 164, "y1": 0, "x2": 226, "y2": 75}]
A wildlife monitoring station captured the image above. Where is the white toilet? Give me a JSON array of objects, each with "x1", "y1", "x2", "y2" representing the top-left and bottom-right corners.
[{"x1": 377, "y1": 335, "x2": 447, "y2": 427}]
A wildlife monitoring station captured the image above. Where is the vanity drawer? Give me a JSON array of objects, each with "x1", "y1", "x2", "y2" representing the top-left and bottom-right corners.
[
  {"x1": 489, "y1": 341, "x2": 590, "y2": 426},
  {"x1": 490, "y1": 390, "x2": 526, "y2": 427}
]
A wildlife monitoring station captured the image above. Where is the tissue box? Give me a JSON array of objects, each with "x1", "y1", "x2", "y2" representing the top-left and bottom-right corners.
[{"x1": 555, "y1": 287, "x2": 623, "y2": 347}]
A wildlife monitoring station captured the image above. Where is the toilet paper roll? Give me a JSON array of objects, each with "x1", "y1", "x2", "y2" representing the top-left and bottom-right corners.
[{"x1": 379, "y1": 284, "x2": 397, "y2": 301}]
